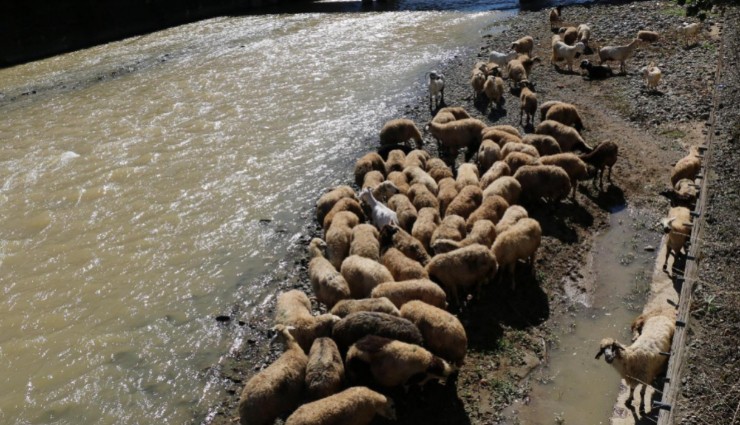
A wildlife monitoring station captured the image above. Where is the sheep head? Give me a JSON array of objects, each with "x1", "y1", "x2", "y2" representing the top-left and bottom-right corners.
[
  {"x1": 358, "y1": 188, "x2": 375, "y2": 205},
  {"x1": 595, "y1": 338, "x2": 624, "y2": 363},
  {"x1": 660, "y1": 217, "x2": 677, "y2": 233},
  {"x1": 308, "y1": 238, "x2": 327, "y2": 258}
]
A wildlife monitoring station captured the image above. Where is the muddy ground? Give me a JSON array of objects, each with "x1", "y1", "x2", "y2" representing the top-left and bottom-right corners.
[{"x1": 206, "y1": 1, "x2": 732, "y2": 424}]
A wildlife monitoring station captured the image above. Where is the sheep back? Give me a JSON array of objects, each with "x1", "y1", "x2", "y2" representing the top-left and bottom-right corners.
[
  {"x1": 305, "y1": 337, "x2": 345, "y2": 401},
  {"x1": 400, "y1": 300, "x2": 468, "y2": 365},
  {"x1": 330, "y1": 297, "x2": 401, "y2": 318},
  {"x1": 354, "y1": 152, "x2": 385, "y2": 186},
  {"x1": 445, "y1": 185, "x2": 483, "y2": 219},
  {"x1": 370, "y1": 278, "x2": 447, "y2": 309},
  {"x1": 466, "y1": 194, "x2": 509, "y2": 230},
  {"x1": 379, "y1": 118, "x2": 423, "y2": 148},
  {"x1": 479, "y1": 161, "x2": 511, "y2": 190},
  {"x1": 482, "y1": 176, "x2": 521, "y2": 205},
  {"x1": 285, "y1": 386, "x2": 395, "y2": 425},
  {"x1": 381, "y1": 247, "x2": 429, "y2": 281},
  {"x1": 514, "y1": 164, "x2": 572, "y2": 203},
  {"x1": 332, "y1": 312, "x2": 423, "y2": 351},
  {"x1": 316, "y1": 185, "x2": 356, "y2": 225},
  {"x1": 349, "y1": 224, "x2": 381, "y2": 262},
  {"x1": 340, "y1": 255, "x2": 394, "y2": 299},
  {"x1": 523, "y1": 134, "x2": 562, "y2": 156}
]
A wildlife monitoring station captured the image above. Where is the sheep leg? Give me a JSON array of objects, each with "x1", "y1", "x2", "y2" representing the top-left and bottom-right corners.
[
  {"x1": 440, "y1": 87, "x2": 445, "y2": 106},
  {"x1": 639, "y1": 384, "x2": 648, "y2": 414},
  {"x1": 663, "y1": 245, "x2": 672, "y2": 271},
  {"x1": 509, "y1": 263, "x2": 517, "y2": 291},
  {"x1": 625, "y1": 384, "x2": 635, "y2": 407}
]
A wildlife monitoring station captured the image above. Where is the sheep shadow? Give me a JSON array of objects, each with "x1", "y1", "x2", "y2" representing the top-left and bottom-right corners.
[
  {"x1": 486, "y1": 100, "x2": 507, "y2": 121},
  {"x1": 525, "y1": 199, "x2": 593, "y2": 243},
  {"x1": 580, "y1": 182, "x2": 627, "y2": 213},
  {"x1": 372, "y1": 380, "x2": 471, "y2": 425},
  {"x1": 552, "y1": 65, "x2": 580, "y2": 75}
]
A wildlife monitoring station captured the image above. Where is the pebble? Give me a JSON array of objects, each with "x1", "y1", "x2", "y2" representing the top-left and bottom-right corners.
[{"x1": 644, "y1": 245, "x2": 656, "y2": 252}]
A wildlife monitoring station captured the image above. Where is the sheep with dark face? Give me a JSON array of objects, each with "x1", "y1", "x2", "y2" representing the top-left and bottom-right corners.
[
  {"x1": 580, "y1": 59, "x2": 614, "y2": 80},
  {"x1": 579, "y1": 140, "x2": 619, "y2": 188},
  {"x1": 379, "y1": 224, "x2": 432, "y2": 266}
]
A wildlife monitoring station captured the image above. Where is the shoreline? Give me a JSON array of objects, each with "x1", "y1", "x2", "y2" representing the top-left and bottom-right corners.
[{"x1": 205, "y1": 1, "x2": 729, "y2": 424}]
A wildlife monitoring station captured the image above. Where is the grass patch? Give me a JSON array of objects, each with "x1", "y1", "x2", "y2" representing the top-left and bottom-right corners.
[
  {"x1": 702, "y1": 41, "x2": 717, "y2": 52},
  {"x1": 662, "y1": 6, "x2": 686, "y2": 17},
  {"x1": 661, "y1": 128, "x2": 687, "y2": 139}
]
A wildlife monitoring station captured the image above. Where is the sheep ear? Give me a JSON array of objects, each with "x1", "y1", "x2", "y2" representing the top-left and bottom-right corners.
[{"x1": 595, "y1": 347, "x2": 605, "y2": 359}]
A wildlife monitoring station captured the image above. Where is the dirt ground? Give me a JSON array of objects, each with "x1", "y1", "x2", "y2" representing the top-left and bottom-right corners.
[{"x1": 206, "y1": 2, "x2": 733, "y2": 424}]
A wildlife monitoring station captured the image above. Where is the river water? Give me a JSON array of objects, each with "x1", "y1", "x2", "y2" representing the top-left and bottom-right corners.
[{"x1": 0, "y1": 2, "x2": 516, "y2": 423}]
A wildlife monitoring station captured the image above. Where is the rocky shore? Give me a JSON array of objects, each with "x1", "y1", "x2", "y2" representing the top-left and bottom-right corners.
[{"x1": 205, "y1": 1, "x2": 735, "y2": 424}]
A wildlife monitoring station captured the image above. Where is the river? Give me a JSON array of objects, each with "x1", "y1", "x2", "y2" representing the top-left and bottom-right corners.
[{"x1": 0, "y1": 1, "x2": 517, "y2": 423}]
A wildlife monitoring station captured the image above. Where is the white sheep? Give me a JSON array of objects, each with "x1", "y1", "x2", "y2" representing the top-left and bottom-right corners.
[
  {"x1": 275, "y1": 290, "x2": 340, "y2": 353},
  {"x1": 400, "y1": 300, "x2": 468, "y2": 365},
  {"x1": 308, "y1": 238, "x2": 351, "y2": 308},
  {"x1": 359, "y1": 188, "x2": 399, "y2": 231},
  {"x1": 492, "y1": 217, "x2": 542, "y2": 290},
  {"x1": 670, "y1": 145, "x2": 701, "y2": 186},
  {"x1": 511, "y1": 35, "x2": 534, "y2": 57},
  {"x1": 238, "y1": 324, "x2": 307, "y2": 425},
  {"x1": 428, "y1": 70, "x2": 445, "y2": 111},
  {"x1": 340, "y1": 255, "x2": 394, "y2": 299},
  {"x1": 598, "y1": 39, "x2": 642, "y2": 74},
  {"x1": 488, "y1": 50, "x2": 519, "y2": 69},
  {"x1": 660, "y1": 206, "x2": 692, "y2": 272},
  {"x1": 305, "y1": 337, "x2": 344, "y2": 400},
  {"x1": 379, "y1": 118, "x2": 423, "y2": 149},
  {"x1": 552, "y1": 41, "x2": 586, "y2": 72},
  {"x1": 370, "y1": 278, "x2": 448, "y2": 310},
  {"x1": 640, "y1": 62, "x2": 662, "y2": 91},
  {"x1": 285, "y1": 386, "x2": 396, "y2": 425},
  {"x1": 330, "y1": 297, "x2": 401, "y2": 318},
  {"x1": 678, "y1": 22, "x2": 701, "y2": 47},
  {"x1": 426, "y1": 244, "x2": 498, "y2": 307},
  {"x1": 595, "y1": 314, "x2": 675, "y2": 412}
]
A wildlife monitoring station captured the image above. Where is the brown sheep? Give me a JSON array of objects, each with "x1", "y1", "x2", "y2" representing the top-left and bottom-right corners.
[{"x1": 379, "y1": 118, "x2": 423, "y2": 148}]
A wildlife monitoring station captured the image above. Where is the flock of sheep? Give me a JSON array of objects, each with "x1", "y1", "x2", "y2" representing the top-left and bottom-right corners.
[{"x1": 235, "y1": 6, "x2": 707, "y2": 425}]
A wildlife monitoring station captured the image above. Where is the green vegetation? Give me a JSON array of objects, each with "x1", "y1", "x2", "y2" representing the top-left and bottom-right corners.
[{"x1": 661, "y1": 128, "x2": 687, "y2": 139}]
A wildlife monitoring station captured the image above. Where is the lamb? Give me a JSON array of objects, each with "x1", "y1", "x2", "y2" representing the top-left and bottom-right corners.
[
  {"x1": 408, "y1": 182, "x2": 440, "y2": 212},
  {"x1": 511, "y1": 35, "x2": 535, "y2": 57},
  {"x1": 349, "y1": 224, "x2": 380, "y2": 262},
  {"x1": 431, "y1": 214, "x2": 467, "y2": 244},
  {"x1": 316, "y1": 185, "x2": 356, "y2": 225},
  {"x1": 598, "y1": 39, "x2": 642, "y2": 74},
  {"x1": 637, "y1": 30, "x2": 660, "y2": 43},
  {"x1": 359, "y1": 188, "x2": 398, "y2": 231},
  {"x1": 346, "y1": 335, "x2": 455, "y2": 387},
  {"x1": 379, "y1": 118, "x2": 423, "y2": 148},
  {"x1": 558, "y1": 26, "x2": 579, "y2": 45},
  {"x1": 660, "y1": 206, "x2": 692, "y2": 272},
  {"x1": 381, "y1": 247, "x2": 429, "y2": 281},
  {"x1": 323, "y1": 197, "x2": 364, "y2": 231},
  {"x1": 477, "y1": 139, "x2": 503, "y2": 173},
  {"x1": 670, "y1": 146, "x2": 702, "y2": 186},
  {"x1": 284, "y1": 386, "x2": 395, "y2": 425},
  {"x1": 514, "y1": 164, "x2": 572, "y2": 204},
  {"x1": 488, "y1": 50, "x2": 519, "y2": 69},
  {"x1": 471, "y1": 70, "x2": 487, "y2": 99},
  {"x1": 384, "y1": 149, "x2": 407, "y2": 174},
  {"x1": 404, "y1": 165, "x2": 439, "y2": 195},
  {"x1": 466, "y1": 194, "x2": 509, "y2": 230},
  {"x1": 371, "y1": 180, "x2": 400, "y2": 203},
  {"x1": 275, "y1": 290, "x2": 340, "y2": 353},
  {"x1": 479, "y1": 161, "x2": 511, "y2": 190},
  {"x1": 445, "y1": 185, "x2": 483, "y2": 219},
  {"x1": 379, "y1": 224, "x2": 432, "y2": 266},
  {"x1": 504, "y1": 151, "x2": 538, "y2": 174},
  {"x1": 436, "y1": 177, "x2": 460, "y2": 217},
  {"x1": 523, "y1": 134, "x2": 562, "y2": 156},
  {"x1": 538, "y1": 100, "x2": 566, "y2": 123},
  {"x1": 482, "y1": 176, "x2": 522, "y2": 205},
  {"x1": 387, "y1": 194, "x2": 418, "y2": 232},
  {"x1": 595, "y1": 315, "x2": 675, "y2": 411},
  {"x1": 428, "y1": 70, "x2": 445, "y2": 111},
  {"x1": 332, "y1": 311, "x2": 423, "y2": 351},
  {"x1": 456, "y1": 163, "x2": 480, "y2": 187},
  {"x1": 412, "y1": 207, "x2": 441, "y2": 254},
  {"x1": 501, "y1": 142, "x2": 540, "y2": 160},
  {"x1": 308, "y1": 238, "x2": 351, "y2": 308},
  {"x1": 426, "y1": 243, "x2": 498, "y2": 307},
  {"x1": 425, "y1": 118, "x2": 487, "y2": 158},
  {"x1": 519, "y1": 81, "x2": 538, "y2": 125},
  {"x1": 483, "y1": 75, "x2": 506, "y2": 111},
  {"x1": 325, "y1": 211, "x2": 360, "y2": 269},
  {"x1": 537, "y1": 153, "x2": 589, "y2": 199},
  {"x1": 404, "y1": 149, "x2": 430, "y2": 169},
  {"x1": 577, "y1": 24, "x2": 591, "y2": 45},
  {"x1": 361, "y1": 170, "x2": 384, "y2": 190},
  {"x1": 579, "y1": 140, "x2": 619, "y2": 188},
  {"x1": 491, "y1": 217, "x2": 542, "y2": 290},
  {"x1": 370, "y1": 278, "x2": 448, "y2": 309},
  {"x1": 340, "y1": 255, "x2": 394, "y2": 299},
  {"x1": 535, "y1": 120, "x2": 593, "y2": 152},
  {"x1": 426, "y1": 158, "x2": 454, "y2": 182},
  {"x1": 386, "y1": 171, "x2": 410, "y2": 195},
  {"x1": 678, "y1": 22, "x2": 701, "y2": 47},
  {"x1": 495, "y1": 205, "x2": 529, "y2": 235},
  {"x1": 640, "y1": 62, "x2": 662, "y2": 91},
  {"x1": 305, "y1": 337, "x2": 344, "y2": 400},
  {"x1": 238, "y1": 324, "x2": 307, "y2": 425},
  {"x1": 580, "y1": 59, "x2": 614, "y2": 79},
  {"x1": 545, "y1": 102, "x2": 585, "y2": 132},
  {"x1": 549, "y1": 5, "x2": 562, "y2": 28},
  {"x1": 400, "y1": 300, "x2": 468, "y2": 365},
  {"x1": 330, "y1": 298, "x2": 401, "y2": 318},
  {"x1": 552, "y1": 41, "x2": 586, "y2": 72},
  {"x1": 354, "y1": 152, "x2": 385, "y2": 186}
]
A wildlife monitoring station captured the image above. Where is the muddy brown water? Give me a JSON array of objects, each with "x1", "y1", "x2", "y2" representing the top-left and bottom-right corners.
[
  {"x1": 501, "y1": 207, "x2": 662, "y2": 424},
  {"x1": 0, "y1": 4, "x2": 520, "y2": 424}
]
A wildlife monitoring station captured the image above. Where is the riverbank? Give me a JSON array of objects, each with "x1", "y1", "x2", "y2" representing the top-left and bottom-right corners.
[{"x1": 206, "y1": 1, "x2": 729, "y2": 423}]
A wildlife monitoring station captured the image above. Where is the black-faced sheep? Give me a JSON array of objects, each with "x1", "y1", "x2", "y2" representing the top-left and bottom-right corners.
[
  {"x1": 340, "y1": 255, "x2": 394, "y2": 299},
  {"x1": 482, "y1": 176, "x2": 522, "y2": 206},
  {"x1": 426, "y1": 243, "x2": 498, "y2": 307},
  {"x1": 238, "y1": 324, "x2": 307, "y2": 425},
  {"x1": 370, "y1": 278, "x2": 448, "y2": 310},
  {"x1": 332, "y1": 311, "x2": 423, "y2": 351},
  {"x1": 400, "y1": 300, "x2": 468, "y2": 366},
  {"x1": 598, "y1": 39, "x2": 642, "y2": 74},
  {"x1": 349, "y1": 224, "x2": 380, "y2": 262},
  {"x1": 479, "y1": 161, "x2": 511, "y2": 190},
  {"x1": 514, "y1": 164, "x2": 572, "y2": 204},
  {"x1": 660, "y1": 206, "x2": 692, "y2": 272},
  {"x1": 379, "y1": 118, "x2": 423, "y2": 148},
  {"x1": 305, "y1": 337, "x2": 344, "y2": 400},
  {"x1": 330, "y1": 297, "x2": 401, "y2": 318},
  {"x1": 545, "y1": 102, "x2": 585, "y2": 132},
  {"x1": 387, "y1": 194, "x2": 418, "y2": 232},
  {"x1": 445, "y1": 185, "x2": 483, "y2": 219},
  {"x1": 495, "y1": 205, "x2": 529, "y2": 235},
  {"x1": 537, "y1": 153, "x2": 589, "y2": 200},
  {"x1": 275, "y1": 290, "x2": 339, "y2": 353},
  {"x1": 523, "y1": 134, "x2": 562, "y2": 156},
  {"x1": 308, "y1": 238, "x2": 351, "y2": 308},
  {"x1": 412, "y1": 207, "x2": 441, "y2": 254},
  {"x1": 535, "y1": 120, "x2": 593, "y2": 152},
  {"x1": 580, "y1": 59, "x2": 614, "y2": 80},
  {"x1": 284, "y1": 386, "x2": 396, "y2": 425},
  {"x1": 316, "y1": 185, "x2": 355, "y2": 225},
  {"x1": 346, "y1": 335, "x2": 455, "y2": 387},
  {"x1": 379, "y1": 224, "x2": 432, "y2": 266},
  {"x1": 579, "y1": 140, "x2": 618, "y2": 188},
  {"x1": 492, "y1": 218, "x2": 542, "y2": 290},
  {"x1": 466, "y1": 194, "x2": 509, "y2": 230},
  {"x1": 519, "y1": 81, "x2": 538, "y2": 126},
  {"x1": 595, "y1": 314, "x2": 675, "y2": 412},
  {"x1": 381, "y1": 247, "x2": 429, "y2": 281},
  {"x1": 670, "y1": 145, "x2": 701, "y2": 186},
  {"x1": 354, "y1": 152, "x2": 385, "y2": 187}
]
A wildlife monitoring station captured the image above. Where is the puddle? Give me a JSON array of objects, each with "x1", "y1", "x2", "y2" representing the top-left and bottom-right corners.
[{"x1": 501, "y1": 207, "x2": 661, "y2": 424}]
